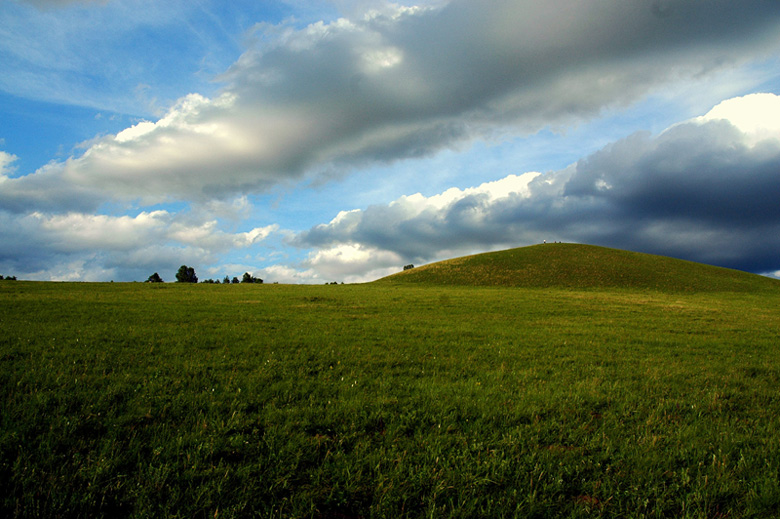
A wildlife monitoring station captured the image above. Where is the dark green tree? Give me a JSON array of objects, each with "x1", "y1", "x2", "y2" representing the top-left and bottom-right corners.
[
  {"x1": 231, "y1": 277, "x2": 239, "y2": 284},
  {"x1": 223, "y1": 276, "x2": 230, "y2": 284},
  {"x1": 175, "y1": 265, "x2": 198, "y2": 283},
  {"x1": 241, "y1": 272, "x2": 263, "y2": 284},
  {"x1": 146, "y1": 272, "x2": 164, "y2": 283}
]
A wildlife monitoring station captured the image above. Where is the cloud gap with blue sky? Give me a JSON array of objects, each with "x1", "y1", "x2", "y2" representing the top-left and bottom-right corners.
[{"x1": 2, "y1": 0, "x2": 780, "y2": 282}]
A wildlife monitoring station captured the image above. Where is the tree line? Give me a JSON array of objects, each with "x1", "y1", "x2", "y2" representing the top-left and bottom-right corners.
[{"x1": 146, "y1": 266, "x2": 262, "y2": 285}]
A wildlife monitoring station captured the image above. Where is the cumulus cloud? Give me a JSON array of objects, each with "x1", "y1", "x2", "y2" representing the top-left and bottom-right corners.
[
  {"x1": 295, "y1": 172, "x2": 541, "y2": 260},
  {"x1": 0, "y1": 161, "x2": 106, "y2": 214},
  {"x1": 259, "y1": 264, "x2": 320, "y2": 285},
  {"x1": 246, "y1": 244, "x2": 405, "y2": 284},
  {"x1": 0, "y1": 207, "x2": 278, "y2": 281},
  {"x1": 694, "y1": 92, "x2": 780, "y2": 144},
  {"x1": 4, "y1": 0, "x2": 780, "y2": 210},
  {"x1": 0, "y1": 151, "x2": 18, "y2": 177},
  {"x1": 294, "y1": 94, "x2": 780, "y2": 276},
  {"x1": 302, "y1": 243, "x2": 405, "y2": 282}
]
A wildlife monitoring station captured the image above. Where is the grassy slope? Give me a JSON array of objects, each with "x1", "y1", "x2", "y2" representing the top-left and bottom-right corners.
[
  {"x1": 2, "y1": 256, "x2": 780, "y2": 518},
  {"x1": 378, "y1": 243, "x2": 780, "y2": 292}
]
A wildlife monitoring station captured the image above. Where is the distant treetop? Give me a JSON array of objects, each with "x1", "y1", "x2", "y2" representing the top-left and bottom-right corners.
[
  {"x1": 146, "y1": 272, "x2": 164, "y2": 283},
  {"x1": 175, "y1": 265, "x2": 198, "y2": 283},
  {"x1": 242, "y1": 272, "x2": 263, "y2": 284}
]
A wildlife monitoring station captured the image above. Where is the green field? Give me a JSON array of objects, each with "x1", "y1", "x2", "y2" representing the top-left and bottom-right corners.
[{"x1": 2, "y1": 245, "x2": 780, "y2": 518}]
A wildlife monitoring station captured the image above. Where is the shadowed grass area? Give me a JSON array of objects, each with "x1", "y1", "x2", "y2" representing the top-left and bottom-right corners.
[
  {"x1": 1, "y1": 248, "x2": 780, "y2": 518},
  {"x1": 378, "y1": 243, "x2": 780, "y2": 292}
]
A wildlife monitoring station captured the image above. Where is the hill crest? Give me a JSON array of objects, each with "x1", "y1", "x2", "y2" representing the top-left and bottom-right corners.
[{"x1": 377, "y1": 244, "x2": 779, "y2": 292}]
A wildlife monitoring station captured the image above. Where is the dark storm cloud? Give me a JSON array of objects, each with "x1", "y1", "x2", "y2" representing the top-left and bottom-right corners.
[
  {"x1": 565, "y1": 122, "x2": 780, "y2": 228},
  {"x1": 294, "y1": 103, "x2": 780, "y2": 275}
]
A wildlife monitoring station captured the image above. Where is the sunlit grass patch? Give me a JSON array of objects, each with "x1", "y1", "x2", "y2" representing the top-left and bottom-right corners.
[{"x1": 1, "y1": 274, "x2": 779, "y2": 517}]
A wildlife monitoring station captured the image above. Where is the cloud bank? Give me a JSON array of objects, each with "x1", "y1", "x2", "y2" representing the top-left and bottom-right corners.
[
  {"x1": 294, "y1": 94, "x2": 780, "y2": 278},
  {"x1": 0, "y1": 185, "x2": 276, "y2": 281},
  {"x1": 3, "y1": 0, "x2": 780, "y2": 210}
]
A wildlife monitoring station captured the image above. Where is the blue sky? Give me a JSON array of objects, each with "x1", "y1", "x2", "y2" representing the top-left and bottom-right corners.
[{"x1": 2, "y1": 0, "x2": 780, "y2": 282}]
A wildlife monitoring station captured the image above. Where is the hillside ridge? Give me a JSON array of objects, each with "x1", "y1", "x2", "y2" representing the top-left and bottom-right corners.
[{"x1": 377, "y1": 243, "x2": 779, "y2": 292}]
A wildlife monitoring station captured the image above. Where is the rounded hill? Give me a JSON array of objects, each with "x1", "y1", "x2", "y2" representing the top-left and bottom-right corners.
[{"x1": 376, "y1": 244, "x2": 780, "y2": 292}]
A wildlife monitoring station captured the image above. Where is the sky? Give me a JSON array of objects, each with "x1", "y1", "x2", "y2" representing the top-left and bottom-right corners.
[{"x1": 2, "y1": 0, "x2": 780, "y2": 283}]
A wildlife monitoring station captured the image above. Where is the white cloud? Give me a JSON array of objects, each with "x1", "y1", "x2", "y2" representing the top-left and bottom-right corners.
[
  {"x1": 0, "y1": 207, "x2": 278, "y2": 281},
  {"x1": 21, "y1": 259, "x2": 117, "y2": 283},
  {"x1": 259, "y1": 264, "x2": 321, "y2": 284},
  {"x1": 29, "y1": 210, "x2": 169, "y2": 251},
  {"x1": 0, "y1": 151, "x2": 19, "y2": 178},
  {"x1": 695, "y1": 93, "x2": 780, "y2": 145},
  {"x1": 245, "y1": 243, "x2": 404, "y2": 284},
  {"x1": 0, "y1": 160, "x2": 105, "y2": 214},
  {"x1": 303, "y1": 243, "x2": 404, "y2": 282},
  {"x1": 295, "y1": 172, "x2": 542, "y2": 259}
]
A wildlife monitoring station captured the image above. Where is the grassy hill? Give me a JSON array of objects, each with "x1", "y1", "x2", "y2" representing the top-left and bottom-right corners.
[
  {"x1": 2, "y1": 270, "x2": 780, "y2": 517},
  {"x1": 378, "y1": 243, "x2": 780, "y2": 292}
]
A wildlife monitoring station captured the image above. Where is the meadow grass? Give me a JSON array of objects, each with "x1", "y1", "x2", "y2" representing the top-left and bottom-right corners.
[{"x1": 1, "y1": 278, "x2": 780, "y2": 518}]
